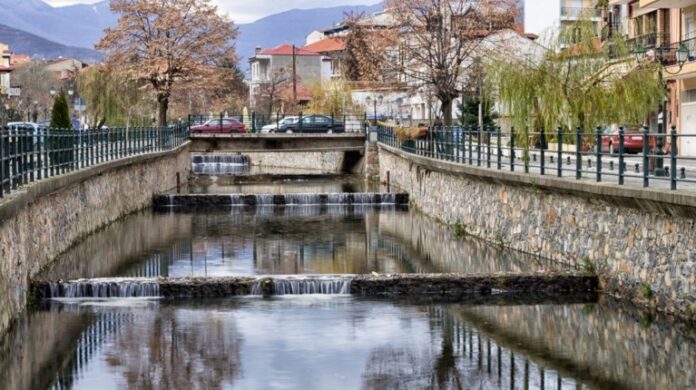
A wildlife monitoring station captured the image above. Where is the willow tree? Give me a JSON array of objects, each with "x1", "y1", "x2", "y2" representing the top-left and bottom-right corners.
[
  {"x1": 306, "y1": 80, "x2": 356, "y2": 117},
  {"x1": 97, "y1": 0, "x2": 238, "y2": 126},
  {"x1": 488, "y1": 21, "x2": 664, "y2": 140},
  {"x1": 387, "y1": 0, "x2": 519, "y2": 126}
]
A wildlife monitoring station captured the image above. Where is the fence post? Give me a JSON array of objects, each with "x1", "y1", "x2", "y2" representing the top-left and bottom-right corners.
[
  {"x1": 540, "y1": 128, "x2": 546, "y2": 176},
  {"x1": 619, "y1": 127, "x2": 625, "y2": 186},
  {"x1": 510, "y1": 127, "x2": 515, "y2": 172},
  {"x1": 642, "y1": 125, "x2": 649, "y2": 188},
  {"x1": 595, "y1": 127, "x2": 602, "y2": 182},
  {"x1": 298, "y1": 111, "x2": 303, "y2": 133},
  {"x1": 486, "y1": 126, "x2": 491, "y2": 168},
  {"x1": 575, "y1": 127, "x2": 582, "y2": 180},
  {"x1": 670, "y1": 125, "x2": 677, "y2": 190},
  {"x1": 476, "y1": 126, "x2": 482, "y2": 166},
  {"x1": 467, "y1": 126, "x2": 473, "y2": 165},
  {"x1": 497, "y1": 127, "x2": 502, "y2": 170},
  {"x1": 252, "y1": 111, "x2": 257, "y2": 133},
  {"x1": 556, "y1": 127, "x2": 562, "y2": 177}
]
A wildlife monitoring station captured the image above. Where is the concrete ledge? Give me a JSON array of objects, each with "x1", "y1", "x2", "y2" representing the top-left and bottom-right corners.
[
  {"x1": 191, "y1": 134, "x2": 365, "y2": 153},
  {"x1": 0, "y1": 142, "x2": 191, "y2": 222},
  {"x1": 32, "y1": 272, "x2": 597, "y2": 299},
  {"x1": 380, "y1": 144, "x2": 696, "y2": 217}
]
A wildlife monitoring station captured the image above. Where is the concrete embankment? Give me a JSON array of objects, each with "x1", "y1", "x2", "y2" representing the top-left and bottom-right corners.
[
  {"x1": 378, "y1": 144, "x2": 696, "y2": 321},
  {"x1": 32, "y1": 272, "x2": 597, "y2": 300},
  {"x1": 0, "y1": 143, "x2": 191, "y2": 336}
]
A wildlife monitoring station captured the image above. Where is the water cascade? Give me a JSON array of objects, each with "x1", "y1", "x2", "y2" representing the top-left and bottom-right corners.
[
  {"x1": 251, "y1": 276, "x2": 352, "y2": 295},
  {"x1": 155, "y1": 192, "x2": 409, "y2": 208},
  {"x1": 192, "y1": 154, "x2": 250, "y2": 175},
  {"x1": 44, "y1": 278, "x2": 160, "y2": 298}
]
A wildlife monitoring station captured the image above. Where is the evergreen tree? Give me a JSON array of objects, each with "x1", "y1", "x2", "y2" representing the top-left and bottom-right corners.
[
  {"x1": 50, "y1": 89, "x2": 72, "y2": 129},
  {"x1": 458, "y1": 97, "x2": 497, "y2": 128}
]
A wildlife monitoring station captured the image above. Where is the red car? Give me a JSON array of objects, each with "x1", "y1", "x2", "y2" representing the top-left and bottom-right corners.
[
  {"x1": 191, "y1": 118, "x2": 245, "y2": 134},
  {"x1": 600, "y1": 128, "x2": 671, "y2": 154}
]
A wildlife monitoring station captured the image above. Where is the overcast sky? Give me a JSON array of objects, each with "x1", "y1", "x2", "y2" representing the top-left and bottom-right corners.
[{"x1": 44, "y1": 0, "x2": 382, "y2": 24}]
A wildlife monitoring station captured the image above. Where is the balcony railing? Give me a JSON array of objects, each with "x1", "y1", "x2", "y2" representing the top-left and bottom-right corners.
[
  {"x1": 627, "y1": 32, "x2": 670, "y2": 50},
  {"x1": 560, "y1": 7, "x2": 602, "y2": 19},
  {"x1": 658, "y1": 37, "x2": 696, "y2": 67}
]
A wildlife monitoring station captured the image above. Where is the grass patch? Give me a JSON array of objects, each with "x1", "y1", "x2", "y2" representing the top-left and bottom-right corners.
[
  {"x1": 639, "y1": 283, "x2": 653, "y2": 299},
  {"x1": 581, "y1": 257, "x2": 596, "y2": 275},
  {"x1": 451, "y1": 221, "x2": 468, "y2": 239}
]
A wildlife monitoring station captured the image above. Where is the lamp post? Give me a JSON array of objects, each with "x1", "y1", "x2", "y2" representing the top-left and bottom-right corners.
[{"x1": 635, "y1": 44, "x2": 689, "y2": 176}]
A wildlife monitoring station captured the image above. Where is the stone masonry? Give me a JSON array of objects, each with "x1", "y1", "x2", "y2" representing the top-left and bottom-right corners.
[
  {"x1": 379, "y1": 145, "x2": 696, "y2": 321},
  {"x1": 0, "y1": 143, "x2": 191, "y2": 336}
]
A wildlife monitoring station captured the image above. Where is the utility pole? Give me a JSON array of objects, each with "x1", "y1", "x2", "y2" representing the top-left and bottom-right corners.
[{"x1": 292, "y1": 44, "x2": 297, "y2": 105}]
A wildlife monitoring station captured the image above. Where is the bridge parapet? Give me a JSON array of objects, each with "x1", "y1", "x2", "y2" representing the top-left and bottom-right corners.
[{"x1": 189, "y1": 133, "x2": 367, "y2": 153}]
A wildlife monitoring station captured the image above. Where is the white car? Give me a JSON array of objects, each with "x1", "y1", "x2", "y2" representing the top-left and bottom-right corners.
[{"x1": 260, "y1": 116, "x2": 298, "y2": 133}]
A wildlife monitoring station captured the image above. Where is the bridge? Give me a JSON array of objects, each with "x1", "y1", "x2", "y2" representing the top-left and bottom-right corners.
[{"x1": 189, "y1": 133, "x2": 367, "y2": 153}]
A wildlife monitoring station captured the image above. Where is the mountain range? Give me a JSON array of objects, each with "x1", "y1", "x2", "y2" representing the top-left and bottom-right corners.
[{"x1": 0, "y1": 0, "x2": 383, "y2": 66}]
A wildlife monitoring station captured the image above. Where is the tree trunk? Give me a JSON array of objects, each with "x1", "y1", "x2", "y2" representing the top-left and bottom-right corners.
[
  {"x1": 158, "y1": 95, "x2": 169, "y2": 127},
  {"x1": 440, "y1": 98, "x2": 453, "y2": 127}
]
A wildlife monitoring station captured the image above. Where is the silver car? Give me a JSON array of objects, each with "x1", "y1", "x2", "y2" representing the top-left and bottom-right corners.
[{"x1": 261, "y1": 116, "x2": 298, "y2": 133}]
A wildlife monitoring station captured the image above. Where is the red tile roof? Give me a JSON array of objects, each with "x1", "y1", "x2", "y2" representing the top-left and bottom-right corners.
[
  {"x1": 303, "y1": 37, "x2": 346, "y2": 53},
  {"x1": 258, "y1": 44, "x2": 318, "y2": 56}
]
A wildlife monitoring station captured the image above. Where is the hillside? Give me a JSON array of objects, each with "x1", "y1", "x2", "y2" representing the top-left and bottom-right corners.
[{"x1": 0, "y1": 23, "x2": 103, "y2": 62}]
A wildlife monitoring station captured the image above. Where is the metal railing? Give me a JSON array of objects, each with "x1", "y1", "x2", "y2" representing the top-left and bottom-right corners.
[
  {"x1": 378, "y1": 125, "x2": 696, "y2": 191},
  {"x1": 189, "y1": 112, "x2": 369, "y2": 133},
  {"x1": 0, "y1": 123, "x2": 189, "y2": 198}
]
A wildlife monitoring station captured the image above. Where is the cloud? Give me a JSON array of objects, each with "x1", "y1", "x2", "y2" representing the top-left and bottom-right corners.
[{"x1": 44, "y1": 0, "x2": 382, "y2": 24}]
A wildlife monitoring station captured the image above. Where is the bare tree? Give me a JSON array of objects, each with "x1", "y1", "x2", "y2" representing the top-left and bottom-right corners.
[
  {"x1": 8, "y1": 63, "x2": 60, "y2": 122},
  {"x1": 96, "y1": 0, "x2": 239, "y2": 126},
  {"x1": 387, "y1": 0, "x2": 518, "y2": 125},
  {"x1": 343, "y1": 13, "x2": 395, "y2": 82},
  {"x1": 253, "y1": 67, "x2": 291, "y2": 118}
]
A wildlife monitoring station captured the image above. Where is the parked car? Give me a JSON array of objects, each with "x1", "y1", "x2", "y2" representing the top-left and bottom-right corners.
[
  {"x1": 600, "y1": 127, "x2": 671, "y2": 154},
  {"x1": 191, "y1": 118, "x2": 245, "y2": 134},
  {"x1": 278, "y1": 115, "x2": 345, "y2": 133},
  {"x1": 7, "y1": 122, "x2": 48, "y2": 145},
  {"x1": 261, "y1": 116, "x2": 298, "y2": 133}
]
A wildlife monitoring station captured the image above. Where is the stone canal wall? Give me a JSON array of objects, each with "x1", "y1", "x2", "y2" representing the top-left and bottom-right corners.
[
  {"x1": 0, "y1": 143, "x2": 191, "y2": 336},
  {"x1": 378, "y1": 144, "x2": 696, "y2": 320}
]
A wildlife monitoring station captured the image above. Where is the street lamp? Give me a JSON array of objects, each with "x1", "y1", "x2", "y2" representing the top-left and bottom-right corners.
[{"x1": 50, "y1": 87, "x2": 56, "y2": 97}]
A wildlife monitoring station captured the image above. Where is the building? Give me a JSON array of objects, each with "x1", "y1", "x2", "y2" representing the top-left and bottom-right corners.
[
  {"x1": 523, "y1": 0, "x2": 607, "y2": 38},
  {"x1": 303, "y1": 37, "x2": 347, "y2": 80},
  {"x1": 44, "y1": 57, "x2": 86, "y2": 80},
  {"x1": 248, "y1": 44, "x2": 329, "y2": 108},
  {"x1": 0, "y1": 43, "x2": 12, "y2": 95},
  {"x1": 609, "y1": 0, "x2": 696, "y2": 155}
]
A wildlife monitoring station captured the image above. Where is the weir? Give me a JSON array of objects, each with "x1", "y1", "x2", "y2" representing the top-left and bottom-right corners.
[
  {"x1": 154, "y1": 192, "x2": 409, "y2": 208},
  {"x1": 33, "y1": 273, "x2": 597, "y2": 299}
]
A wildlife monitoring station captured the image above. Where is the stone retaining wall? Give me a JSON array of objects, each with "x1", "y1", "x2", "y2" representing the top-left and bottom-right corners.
[
  {"x1": 378, "y1": 144, "x2": 696, "y2": 320},
  {"x1": 0, "y1": 143, "x2": 191, "y2": 336}
]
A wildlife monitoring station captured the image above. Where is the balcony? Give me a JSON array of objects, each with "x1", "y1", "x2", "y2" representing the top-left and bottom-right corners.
[
  {"x1": 560, "y1": 7, "x2": 602, "y2": 19},
  {"x1": 627, "y1": 32, "x2": 671, "y2": 51},
  {"x1": 638, "y1": 0, "x2": 696, "y2": 10}
]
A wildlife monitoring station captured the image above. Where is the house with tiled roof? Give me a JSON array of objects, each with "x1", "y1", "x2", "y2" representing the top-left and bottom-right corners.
[
  {"x1": 249, "y1": 43, "x2": 333, "y2": 108},
  {"x1": 304, "y1": 37, "x2": 347, "y2": 80}
]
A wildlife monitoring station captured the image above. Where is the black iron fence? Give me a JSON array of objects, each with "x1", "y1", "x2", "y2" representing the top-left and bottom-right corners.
[
  {"x1": 188, "y1": 112, "x2": 369, "y2": 133},
  {"x1": 378, "y1": 125, "x2": 696, "y2": 191},
  {"x1": 0, "y1": 123, "x2": 189, "y2": 198}
]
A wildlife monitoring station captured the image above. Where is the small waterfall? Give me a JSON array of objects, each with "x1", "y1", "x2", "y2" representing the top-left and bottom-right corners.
[
  {"x1": 46, "y1": 278, "x2": 160, "y2": 298},
  {"x1": 156, "y1": 193, "x2": 408, "y2": 208},
  {"x1": 251, "y1": 276, "x2": 352, "y2": 295},
  {"x1": 192, "y1": 154, "x2": 250, "y2": 175}
]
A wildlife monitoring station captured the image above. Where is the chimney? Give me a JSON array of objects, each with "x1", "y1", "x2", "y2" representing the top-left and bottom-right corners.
[{"x1": 255, "y1": 46, "x2": 262, "y2": 54}]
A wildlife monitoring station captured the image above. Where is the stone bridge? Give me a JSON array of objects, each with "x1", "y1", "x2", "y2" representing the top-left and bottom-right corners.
[{"x1": 189, "y1": 133, "x2": 367, "y2": 153}]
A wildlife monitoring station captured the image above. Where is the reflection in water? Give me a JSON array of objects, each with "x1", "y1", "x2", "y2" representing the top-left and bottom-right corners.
[
  {"x1": 2, "y1": 297, "x2": 694, "y2": 389},
  {"x1": 39, "y1": 209, "x2": 569, "y2": 281},
  {"x1": 187, "y1": 174, "x2": 387, "y2": 194}
]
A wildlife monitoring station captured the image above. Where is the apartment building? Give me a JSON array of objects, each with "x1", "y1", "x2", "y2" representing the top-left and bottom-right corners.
[{"x1": 524, "y1": 0, "x2": 606, "y2": 38}]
